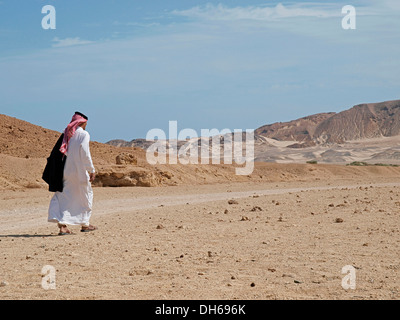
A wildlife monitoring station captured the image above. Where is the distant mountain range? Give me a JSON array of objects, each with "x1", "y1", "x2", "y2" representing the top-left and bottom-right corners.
[
  {"x1": 259, "y1": 99, "x2": 400, "y2": 146},
  {"x1": 107, "y1": 99, "x2": 400, "y2": 164}
]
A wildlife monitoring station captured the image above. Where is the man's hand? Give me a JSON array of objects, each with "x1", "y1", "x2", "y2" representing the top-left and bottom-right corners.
[{"x1": 89, "y1": 172, "x2": 96, "y2": 182}]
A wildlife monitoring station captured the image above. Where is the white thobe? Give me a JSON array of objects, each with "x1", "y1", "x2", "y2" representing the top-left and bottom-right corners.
[{"x1": 48, "y1": 127, "x2": 95, "y2": 226}]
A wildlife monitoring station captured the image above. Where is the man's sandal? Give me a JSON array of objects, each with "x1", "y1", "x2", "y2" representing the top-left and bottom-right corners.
[
  {"x1": 57, "y1": 223, "x2": 73, "y2": 235},
  {"x1": 81, "y1": 225, "x2": 98, "y2": 232}
]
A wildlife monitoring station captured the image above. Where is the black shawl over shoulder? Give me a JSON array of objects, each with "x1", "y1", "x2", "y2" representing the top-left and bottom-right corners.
[{"x1": 42, "y1": 134, "x2": 67, "y2": 192}]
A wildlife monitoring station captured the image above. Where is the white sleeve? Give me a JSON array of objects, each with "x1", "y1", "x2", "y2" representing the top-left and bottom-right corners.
[{"x1": 80, "y1": 132, "x2": 96, "y2": 173}]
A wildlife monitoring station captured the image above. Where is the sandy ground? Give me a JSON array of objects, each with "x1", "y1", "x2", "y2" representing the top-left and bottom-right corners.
[{"x1": 0, "y1": 176, "x2": 400, "y2": 300}]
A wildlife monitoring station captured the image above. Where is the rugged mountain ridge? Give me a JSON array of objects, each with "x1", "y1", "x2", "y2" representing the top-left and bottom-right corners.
[
  {"x1": 256, "y1": 99, "x2": 400, "y2": 146},
  {"x1": 107, "y1": 100, "x2": 400, "y2": 149}
]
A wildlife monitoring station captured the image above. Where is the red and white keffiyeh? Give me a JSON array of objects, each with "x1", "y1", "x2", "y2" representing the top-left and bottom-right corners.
[{"x1": 59, "y1": 113, "x2": 88, "y2": 155}]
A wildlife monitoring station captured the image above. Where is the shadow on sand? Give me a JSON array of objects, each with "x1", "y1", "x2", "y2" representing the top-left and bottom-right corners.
[{"x1": 0, "y1": 234, "x2": 58, "y2": 238}]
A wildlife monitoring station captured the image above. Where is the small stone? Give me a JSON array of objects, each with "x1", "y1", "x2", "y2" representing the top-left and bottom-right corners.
[
  {"x1": 0, "y1": 281, "x2": 8, "y2": 287},
  {"x1": 240, "y1": 216, "x2": 250, "y2": 221},
  {"x1": 228, "y1": 199, "x2": 238, "y2": 205},
  {"x1": 250, "y1": 282, "x2": 255, "y2": 287},
  {"x1": 156, "y1": 224, "x2": 164, "y2": 229},
  {"x1": 335, "y1": 218, "x2": 344, "y2": 223}
]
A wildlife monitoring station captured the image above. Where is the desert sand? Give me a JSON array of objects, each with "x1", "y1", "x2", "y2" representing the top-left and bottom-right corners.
[
  {"x1": 1, "y1": 171, "x2": 399, "y2": 300},
  {"x1": 1, "y1": 114, "x2": 400, "y2": 300}
]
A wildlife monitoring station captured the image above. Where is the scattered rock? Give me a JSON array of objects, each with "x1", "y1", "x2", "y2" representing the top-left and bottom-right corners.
[
  {"x1": 156, "y1": 224, "x2": 164, "y2": 229},
  {"x1": 335, "y1": 218, "x2": 344, "y2": 223},
  {"x1": 116, "y1": 153, "x2": 137, "y2": 165},
  {"x1": 224, "y1": 209, "x2": 229, "y2": 214},
  {"x1": 250, "y1": 206, "x2": 262, "y2": 212},
  {"x1": 240, "y1": 216, "x2": 250, "y2": 221},
  {"x1": 250, "y1": 282, "x2": 255, "y2": 287},
  {"x1": 282, "y1": 273, "x2": 294, "y2": 278},
  {"x1": 0, "y1": 281, "x2": 8, "y2": 287},
  {"x1": 228, "y1": 199, "x2": 238, "y2": 205}
]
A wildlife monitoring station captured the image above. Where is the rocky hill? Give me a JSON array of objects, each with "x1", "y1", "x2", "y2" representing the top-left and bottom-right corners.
[
  {"x1": 255, "y1": 112, "x2": 335, "y2": 147},
  {"x1": 313, "y1": 100, "x2": 400, "y2": 144},
  {"x1": 0, "y1": 114, "x2": 258, "y2": 189},
  {"x1": 106, "y1": 100, "x2": 400, "y2": 164},
  {"x1": 255, "y1": 99, "x2": 400, "y2": 146},
  {"x1": 2, "y1": 99, "x2": 400, "y2": 190},
  {"x1": 108, "y1": 100, "x2": 400, "y2": 149}
]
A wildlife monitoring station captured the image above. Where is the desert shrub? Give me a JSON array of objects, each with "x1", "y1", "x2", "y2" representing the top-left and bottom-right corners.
[{"x1": 347, "y1": 161, "x2": 369, "y2": 166}]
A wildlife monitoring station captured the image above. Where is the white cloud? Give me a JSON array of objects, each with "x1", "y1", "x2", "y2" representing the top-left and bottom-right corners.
[
  {"x1": 172, "y1": 1, "x2": 400, "y2": 22},
  {"x1": 113, "y1": 21, "x2": 160, "y2": 28},
  {"x1": 172, "y1": 3, "x2": 342, "y2": 21},
  {"x1": 52, "y1": 37, "x2": 93, "y2": 48}
]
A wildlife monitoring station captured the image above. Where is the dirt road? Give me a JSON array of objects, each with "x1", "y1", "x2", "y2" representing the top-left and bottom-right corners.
[{"x1": 1, "y1": 179, "x2": 399, "y2": 300}]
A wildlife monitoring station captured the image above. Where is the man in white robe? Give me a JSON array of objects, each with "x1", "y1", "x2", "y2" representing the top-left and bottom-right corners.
[{"x1": 48, "y1": 112, "x2": 97, "y2": 235}]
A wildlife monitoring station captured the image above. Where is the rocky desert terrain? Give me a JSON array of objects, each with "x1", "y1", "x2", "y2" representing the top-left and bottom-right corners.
[
  {"x1": 108, "y1": 99, "x2": 400, "y2": 165},
  {"x1": 1, "y1": 104, "x2": 400, "y2": 300}
]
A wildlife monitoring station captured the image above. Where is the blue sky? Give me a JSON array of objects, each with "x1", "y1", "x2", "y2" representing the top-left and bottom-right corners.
[{"x1": 0, "y1": 0, "x2": 399, "y2": 142}]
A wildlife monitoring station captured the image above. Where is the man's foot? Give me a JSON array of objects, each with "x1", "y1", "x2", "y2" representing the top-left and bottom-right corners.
[
  {"x1": 81, "y1": 225, "x2": 98, "y2": 232},
  {"x1": 57, "y1": 223, "x2": 72, "y2": 235}
]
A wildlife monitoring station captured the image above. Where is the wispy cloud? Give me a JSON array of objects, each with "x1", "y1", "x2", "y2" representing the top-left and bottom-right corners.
[
  {"x1": 52, "y1": 37, "x2": 93, "y2": 48},
  {"x1": 172, "y1": 1, "x2": 400, "y2": 22},
  {"x1": 172, "y1": 3, "x2": 342, "y2": 21},
  {"x1": 112, "y1": 21, "x2": 160, "y2": 28}
]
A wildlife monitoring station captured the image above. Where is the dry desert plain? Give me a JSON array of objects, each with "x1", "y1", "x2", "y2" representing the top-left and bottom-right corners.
[{"x1": 0, "y1": 163, "x2": 400, "y2": 300}]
